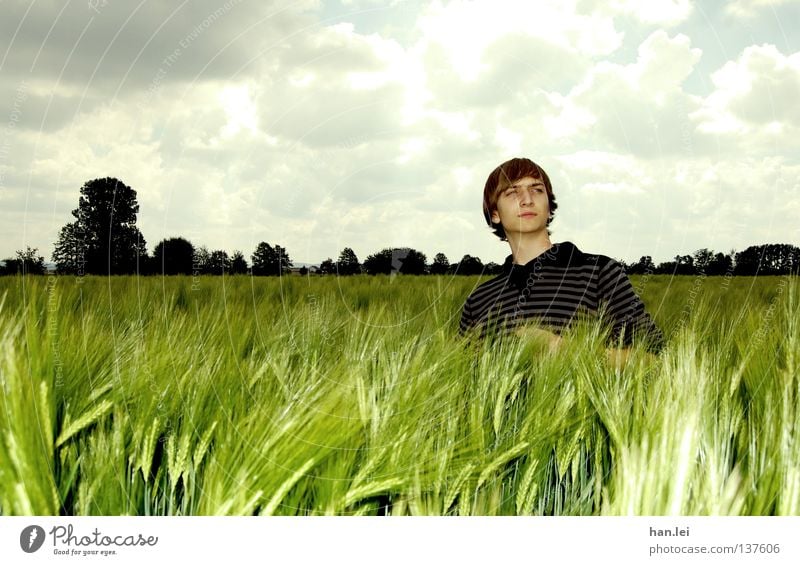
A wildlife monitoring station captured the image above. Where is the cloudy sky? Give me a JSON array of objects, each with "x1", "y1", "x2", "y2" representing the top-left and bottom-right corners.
[{"x1": 1, "y1": 0, "x2": 798, "y2": 267}]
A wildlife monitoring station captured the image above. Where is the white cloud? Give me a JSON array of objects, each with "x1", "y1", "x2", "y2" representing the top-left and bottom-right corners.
[
  {"x1": 556, "y1": 150, "x2": 651, "y2": 194},
  {"x1": 692, "y1": 44, "x2": 800, "y2": 145},
  {"x1": 725, "y1": 0, "x2": 793, "y2": 19},
  {"x1": 416, "y1": 0, "x2": 622, "y2": 82},
  {"x1": 543, "y1": 92, "x2": 597, "y2": 139},
  {"x1": 494, "y1": 126, "x2": 523, "y2": 155},
  {"x1": 603, "y1": 0, "x2": 693, "y2": 26},
  {"x1": 547, "y1": 31, "x2": 702, "y2": 156},
  {"x1": 219, "y1": 85, "x2": 258, "y2": 138},
  {"x1": 550, "y1": 155, "x2": 800, "y2": 263}
]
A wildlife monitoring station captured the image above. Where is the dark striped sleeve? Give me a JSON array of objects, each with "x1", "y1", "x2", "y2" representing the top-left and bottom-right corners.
[
  {"x1": 458, "y1": 295, "x2": 474, "y2": 336},
  {"x1": 598, "y1": 259, "x2": 664, "y2": 353}
]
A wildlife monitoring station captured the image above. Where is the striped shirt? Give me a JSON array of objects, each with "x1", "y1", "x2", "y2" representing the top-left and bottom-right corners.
[{"x1": 458, "y1": 241, "x2": 664, "y2": 352}]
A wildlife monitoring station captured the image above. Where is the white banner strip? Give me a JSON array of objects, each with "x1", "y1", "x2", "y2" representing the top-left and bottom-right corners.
[{"x1": 2, "y1": 517, "x2": 798, "y2": 564}]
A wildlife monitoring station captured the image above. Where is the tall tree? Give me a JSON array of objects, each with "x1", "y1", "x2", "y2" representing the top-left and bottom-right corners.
[
  {"x1": 194, "y1": 246, "x2": 211, "y2": 274},
  {"x1": 206, "y1": 250, "x2": 231, "y2": 275},
  {"x1": 318, "y1": 258, "x2": 336, "y2": 274},
  {"x1": 430, "y1": 252, "x2": 450, "y2": 275},
  {"x1": 251, "y1": 242, "x2": 292, "y2": 276},
  {"x1": 734, "y1": 244, "x2": 800, "y2": 275},
  {"x1": 398, "y1": 248, "x2": 427, "y2": 275},
  {"x1": 692, "y1": 248, "x2": 714, "y2": 274},
  {"x1": 53, "y1": 177, "x2": 147, "y2": 275},
  {"x1": 674, "y1": 254, "x2": 696, "y2": 275},
  {"x1": 363, "y1": 249, "x2": 393, "y2": 275},
  {"x1": 705, "y1": 252, "x2": 733, "y2": 276},
  {"x1": 54, "y1": 177, "x2": 147, "y2": 275},
  {"x1": 52, "y1": 222, "x2": 87, "y2": 275},
  {"x1": 453, "y1": 254, "x2": 484, "y2": 275},
  {"x1": 363, "y1": 247, "x2": 429, "y2": 275},
  {"x1": 152, "y1": 237, "x2": 195, "y2": 275},
  {"x1": 336, "y1": 247, "x2": 361, "y2": 275},
  {"x1": 230, "y1": 250, "x2": 248, "y2": 274}
]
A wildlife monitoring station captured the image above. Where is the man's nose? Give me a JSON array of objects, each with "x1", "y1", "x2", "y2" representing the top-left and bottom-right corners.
[{"x1": 518, "y1": 188, "x2": 534, "y2": 205}]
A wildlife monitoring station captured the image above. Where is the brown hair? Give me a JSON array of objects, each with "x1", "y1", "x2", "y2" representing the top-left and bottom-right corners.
[{"x1": 482, "y1": 157, "x2": 558, "y2": 241}]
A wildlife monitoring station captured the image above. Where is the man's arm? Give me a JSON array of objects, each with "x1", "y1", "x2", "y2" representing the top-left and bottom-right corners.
[
  {"x1": 515, "y1": 326, "x2": 649, "y2": 369},
  {"x1": 458, "y1": 295, "x2": 473, "y2": 337},
  {"x1": 514, "y1": 325, "x2": 563, "y2": 353},
  {"x1": 513, "y1": 257, "x2": 664, "y2": 366},
  {"x1": 597, "y1": 258, "x2": 665, "y2": 355}
]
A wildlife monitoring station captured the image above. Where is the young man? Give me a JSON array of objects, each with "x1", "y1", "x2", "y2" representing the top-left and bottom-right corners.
[{"x1": 458, "y1": 157, "x2": 664, "y2": 359}]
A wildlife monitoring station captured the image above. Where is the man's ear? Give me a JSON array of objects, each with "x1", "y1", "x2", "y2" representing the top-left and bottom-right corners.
[{"x1": 491, "y1": 210, "x2": 500, "y2": 224}]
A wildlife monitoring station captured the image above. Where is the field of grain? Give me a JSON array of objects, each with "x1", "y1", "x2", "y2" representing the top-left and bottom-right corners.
[{"x1": 0, "y1": 272, "x2": 797, "y2": 515}]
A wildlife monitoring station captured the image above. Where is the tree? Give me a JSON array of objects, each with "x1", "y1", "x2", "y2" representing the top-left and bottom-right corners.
[
  {"x1": 692, "y1": 248, "x2": 714, "y2": 274},
  {"x1": 484, "y1": 261, "x2": 502, "y2": 275},
  {"x1": 673, "y1": 254, "x2": 696, "y2": 275},
  {"x1": 206, "y1": 250, "x2": 231, "y2": 275},
  {"x1": 453, "y1": 254, "x2": 484, "y2": 275},
  {"x1": 653, "y1": 255, "x2": 693, "y2": 275},
  {"x1": 363, "y1": 247, "x2": 428, "y2": 275},
  {"x1": 230, "y1": 250, "x2": 248, "y2": 274},
  {"x1": 680, "y1": 258, "x2": 692, "y2": 275},
  {"x1": 430, "y1": 253, "x2": 450, "y2": 275},
  {"x1": 193, "y1": 246, "x2": 211, "y2": 274},
  {"x1": 52, "y1": 222, "x2": 88, "y2": 274},
  {"x1": 398, "y1": 248, "x2": 427, "y2": 275},
  {"x1": 706, "y1": 252, "x2": 733, "y2": 276},
  {"x1": 0, "y1": 257, "x2": 22, "y2": 275},
  {"x1": 655, "y1": 260, "x2": 677, "y2": 275},
  {"x1": 627, "y1": 256, "x2": 656, "y2": 275},
  {"x1": 251, "y1": 242, "x2": 292, "y2": 276},
  {"x1": 318, "y1": 258, "x2": 336, "y2": 274},
  {"x1": 7, "y1": 247, "x2": 46, "y2": 275},
  {"x1": 363, "y1": 249, "x2": 393, "y2": 275},
  {"x1": 336, "y1": 248, "x2": 361, "y2": 275},
  {"x1": 734, "y1": 244, "x2": 800, "y2": 275},
  {"x1": 53, "y1": 177, "x2": 147, "y2": 275},
  {"x1": 152, "y1": 237, "x2": 195, "y2": 275}
]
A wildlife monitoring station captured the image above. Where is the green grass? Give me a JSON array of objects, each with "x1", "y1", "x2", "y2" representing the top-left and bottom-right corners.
[{"x1": 0, "y1": 272, "x2": 797, "y2": 515}]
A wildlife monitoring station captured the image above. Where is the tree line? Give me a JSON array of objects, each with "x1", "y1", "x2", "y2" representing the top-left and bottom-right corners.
[
  {"x1": 1, "y1": 177, "x2": 799, "y2": 277},
  {"x1": 618, "y1": 244, "x2": 800, "y2": 276}
]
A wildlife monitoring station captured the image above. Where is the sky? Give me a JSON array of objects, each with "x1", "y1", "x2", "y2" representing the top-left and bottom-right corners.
[{"x1": 1, "y1": 0, "x2": 798, "y2": 267}]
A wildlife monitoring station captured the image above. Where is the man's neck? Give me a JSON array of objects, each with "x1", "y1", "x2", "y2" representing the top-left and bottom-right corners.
[{"x1": 507, "y1": 232, "x2": 554, "y2": 265}]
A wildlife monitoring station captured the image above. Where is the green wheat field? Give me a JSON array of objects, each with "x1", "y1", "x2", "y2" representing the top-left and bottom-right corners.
[{"x1": 0, "y1": 273, "x2": 798, "y2": 516}]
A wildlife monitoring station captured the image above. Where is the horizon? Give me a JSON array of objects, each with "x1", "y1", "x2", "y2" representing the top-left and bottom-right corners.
[
  {"x1": 4, "y1": 240, "x2": 792, "y2": 272},
  {"x1": 1, "y1": 1, "x2": 798, "y2": 265}
]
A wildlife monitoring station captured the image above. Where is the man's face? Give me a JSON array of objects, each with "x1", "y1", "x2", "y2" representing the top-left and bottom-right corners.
[{"x1": 490, "y1": 175, "x2": 550, "y2": 237}]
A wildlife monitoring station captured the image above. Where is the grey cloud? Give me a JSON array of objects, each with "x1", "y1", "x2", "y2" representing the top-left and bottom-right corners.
[
  {"x1": 0, "y1": 1, "x2": 316, "y2": 94},
  {"x1": 273, "y1": 23, "x2": 387, "y2": 74},
  {"x1": 0, "y1": 82, "x2": 94, "y2": 132},
  {"x1": 258, "y1": 81, "x2": 406, "y2": 146}
]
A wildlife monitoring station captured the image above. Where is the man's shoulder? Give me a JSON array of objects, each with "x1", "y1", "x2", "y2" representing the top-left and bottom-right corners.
[{"x1": 560, "y1": 241, "x2": 616, "y2": 271}]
